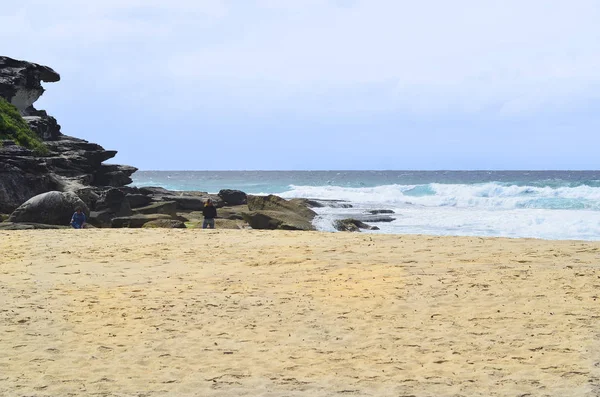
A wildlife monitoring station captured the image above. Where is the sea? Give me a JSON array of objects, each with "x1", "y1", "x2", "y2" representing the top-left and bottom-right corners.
[{"x1": 131, "y1": 171, "x2": 600, "y2": 241}]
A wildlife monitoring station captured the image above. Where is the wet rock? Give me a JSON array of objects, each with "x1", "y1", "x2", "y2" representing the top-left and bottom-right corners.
[
  {"x1": 368, "y1": 209, "x2": 395, "y2": 214},
  {"x1": 334, "y1": 218, "x2": 380, "y2": 232}
]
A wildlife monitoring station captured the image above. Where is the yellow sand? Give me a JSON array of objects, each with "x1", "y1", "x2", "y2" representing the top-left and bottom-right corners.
[{"x1": 1, "y1": 229, "x2": 599, "y2": 396}]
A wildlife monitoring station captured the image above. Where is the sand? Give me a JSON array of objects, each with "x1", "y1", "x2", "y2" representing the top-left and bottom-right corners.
[{"x1": 1, "y1": 229, "x2": 600, "y2": 396}]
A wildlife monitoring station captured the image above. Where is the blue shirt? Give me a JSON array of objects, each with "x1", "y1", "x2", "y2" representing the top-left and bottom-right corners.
[{"x1": 72, "y1": 212, "x2": 86, "y2": 226}]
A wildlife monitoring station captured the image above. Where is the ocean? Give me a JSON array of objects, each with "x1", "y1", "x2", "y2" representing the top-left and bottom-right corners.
[{"x1": 131, "y1": 171, "x2": 600, "y2": 241}]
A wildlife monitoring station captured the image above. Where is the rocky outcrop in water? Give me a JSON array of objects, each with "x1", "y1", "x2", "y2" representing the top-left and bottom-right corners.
[
  {"x1": 0, "y1": 56, "x2": 137, "y2": 214},
  {"x1": 241, "y1": 194, "x2": 317, "y2": 231}
]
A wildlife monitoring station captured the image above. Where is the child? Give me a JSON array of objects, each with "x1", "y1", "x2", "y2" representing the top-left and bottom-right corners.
[{"x1": 70, "y1": 207, "x2": 86, "y2": 229}]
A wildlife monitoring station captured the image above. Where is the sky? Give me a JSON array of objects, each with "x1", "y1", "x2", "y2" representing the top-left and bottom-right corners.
[{"x1": 2, "y1": 0, "x2": 600, "y2": 170}]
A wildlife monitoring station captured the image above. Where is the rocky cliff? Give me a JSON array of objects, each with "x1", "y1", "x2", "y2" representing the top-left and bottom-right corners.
[{"x1": 0, "y1": 56, "x2": 137, "y2": 213}]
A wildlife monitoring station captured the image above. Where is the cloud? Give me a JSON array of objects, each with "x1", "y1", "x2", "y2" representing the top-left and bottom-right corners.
[{"x1": 2, "y1": 0, "x2": 600, "y2": 117}]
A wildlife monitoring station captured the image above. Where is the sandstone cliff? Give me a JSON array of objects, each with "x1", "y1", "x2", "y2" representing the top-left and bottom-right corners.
[{"x1": 0, "y1": 56, "x2": 137, "y2": 213}]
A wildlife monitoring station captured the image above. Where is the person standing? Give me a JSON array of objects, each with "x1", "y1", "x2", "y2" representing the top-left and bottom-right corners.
[
  {"x1": 70, "y1": 207, "x2": 86, "y2": 229},
  {"x1": 202, "y1": 198, "x2": 217, "y2": 229}
]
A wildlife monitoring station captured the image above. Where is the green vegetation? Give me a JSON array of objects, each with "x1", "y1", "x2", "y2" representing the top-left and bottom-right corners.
[{"x1": 0, "y1": 98, "x2": 48, "y2": 155}]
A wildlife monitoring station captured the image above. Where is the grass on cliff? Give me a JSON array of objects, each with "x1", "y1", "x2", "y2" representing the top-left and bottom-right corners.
[{"x1": 0, "y1": 98, "x2": 48, "y2": 155}]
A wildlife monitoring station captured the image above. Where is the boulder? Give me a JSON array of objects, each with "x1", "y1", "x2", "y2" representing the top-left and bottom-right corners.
[
  {"x1": 111, "y1": 214, "x2": 172, "y2": 228},
  {"x1": 142, "y1": 219, "x2": 186, "y2": 229},
  {"x1": 8, "y1": 191, "x2": 89, "y2": 225},
  {"x1": 333, "y1": 218, "x2": 380, "y2": 232},
  {"x1": 247, "y1": 195, "x2": 317, "y2": 220},
  {"x1": 241, "y1": 210, "x2": 316, "y2": 231},
  {"x1": 96, "y1": 188, "x2": 132, "y2": 216},
  {"x1": 218, "y1": 189, "x2": 247, "y2": 205}
]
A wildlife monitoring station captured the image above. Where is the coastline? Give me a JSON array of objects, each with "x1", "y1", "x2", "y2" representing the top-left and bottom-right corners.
[{"x1": 2, "y1": 229, "x2": 600, "y2": 396}]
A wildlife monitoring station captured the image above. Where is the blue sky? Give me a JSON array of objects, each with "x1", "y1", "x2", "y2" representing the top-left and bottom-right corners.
[{"x1": 2, "y1": 0, "x2": 599, "y2": 170}]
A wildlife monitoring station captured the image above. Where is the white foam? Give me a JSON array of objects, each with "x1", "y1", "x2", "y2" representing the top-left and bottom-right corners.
[{"x1": 280, "y1": 183, "x2": 600, "y2": 240}]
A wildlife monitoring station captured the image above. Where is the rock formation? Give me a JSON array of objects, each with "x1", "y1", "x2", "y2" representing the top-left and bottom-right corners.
[
  {"x1": 8, "y1": 191, "x2": 88, "y2": 225},
  {"x1": 0, "y1": 56, "x2": 137, "y2": 214},
  {"x1": 242, "y1": 194, "x2": 317, "y2": 231}
]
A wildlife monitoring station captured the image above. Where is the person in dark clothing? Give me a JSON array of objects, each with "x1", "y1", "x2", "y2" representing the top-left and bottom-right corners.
[
  {"x1": 202, "y1": 199, "x2": 217, "y2": 229},
  {"x1": 70, "y1": 207, "x2": 86, "y2": 229}
]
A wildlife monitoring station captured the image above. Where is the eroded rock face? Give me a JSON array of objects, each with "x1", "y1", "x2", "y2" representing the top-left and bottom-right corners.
[
  {"x1": 0, "y1": 56, "x2": 137, "y2": 214},
  {"x1": 0, "y1": 56, "x2": 60, "y2": 113}
]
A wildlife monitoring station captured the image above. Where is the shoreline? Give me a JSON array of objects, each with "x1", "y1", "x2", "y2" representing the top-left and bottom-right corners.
[{"x1": 2, "y1": 229, "x2": 600, "y2": 396}]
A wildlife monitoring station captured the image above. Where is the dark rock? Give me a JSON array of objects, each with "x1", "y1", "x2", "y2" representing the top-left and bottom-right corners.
[
  {"x1": 354, "y1": 215, "x2": 396, "y2": 223},
  {"x1": 23, "y1": 115, "x2": 61, "y2": 141},
  {"x1": 333, "y1": 218, "x2": 380, "y2": 232},
  {"x1": 0, "y1": 56, "x2": 60, "y2": 113},
  {"x1": 303, "y1": 198, "x2": 353, "y2": 208},
  {"x1": 74, "y1": 187, "x2": 100, "y2": 210},
  {"x1": 95, "y1": 164, "x2": 137, "y2": 186},
  {"x1": 165, "y1": 196, "x2": 207, "y2": 211},
  {"x1": 111, "y1": 214, "x2": 171, "y2": 228},
  {"x1": 227, "y1": 213, "x2": 244, "y2": 220},
  {"x1": 368, "y1": 209, "x2": 395, "y2": 215},
  {"x1": 0, "y1": 56, "x2": 138, "y2": 213},
  {"x1": 8, "y1": 191, "x2": 88, "y2": 225},
  {"x1": 138, "y1": 186, "x2": 173, "y2": 196},
  {"x1": 96, "y1": 188, "x2": 131, "y2": 215},
  {"x1": 126, "y1": 193, "x2": 153, "y2": 209},
  {"x1": 218, "y1": 189, "x2": 247, "y2": 205},
  {"x1": 0, "y1": 222, "x2": 68, "y2": 230},
  {"x1": 88, "y1": 209, "x2": 115, "y2": 228},
  {"x1": 241, "y1": 210, "x2": 315, "y2": 231},
  {"x1": 301, "y1": 199, "x2": 325, "y2": 208},
  {"x1": 142, "y1": 219, "x2": 186, "y2": 228},
  {"x1": 0, "y1": 213, "x2": 8, "y2": 222},
  {"x1": 83, "y1": 188, "x2": 131, "y2": 227},
  {"x1": 132, "y1": 201, "x2": 177, "y2": 216},
  {"x1": 0, "y1": 154, "x2": 61, "y2": 213}
]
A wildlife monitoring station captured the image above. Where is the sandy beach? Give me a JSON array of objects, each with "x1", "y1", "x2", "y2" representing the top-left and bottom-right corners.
[{"x1": 1, "y1": 229, "x2": 599, "y2": 396}]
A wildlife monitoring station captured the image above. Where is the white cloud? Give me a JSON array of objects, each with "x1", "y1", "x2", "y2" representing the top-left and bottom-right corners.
[{"x1": 2, "y1": 0, "x2": 600, "y2": 116}]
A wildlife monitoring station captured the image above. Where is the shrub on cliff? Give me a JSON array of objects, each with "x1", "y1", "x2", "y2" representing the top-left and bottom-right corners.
[{"x1": 0, "y1": 98, "x2": 47, "y2": 155}]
